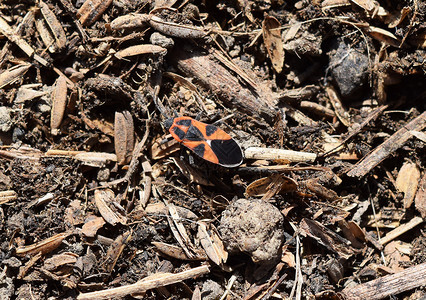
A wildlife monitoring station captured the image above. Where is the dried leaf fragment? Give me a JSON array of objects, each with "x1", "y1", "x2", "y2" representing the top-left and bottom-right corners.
[
  {"x1": 50, "y1": 76, "x2": 68, "y2": 135},
  {"x1": 35, "y1": 17, "x2": 57, "y2": 53},
  {"x1": 152, "y1": 242, "x2": 207, "y2": 261},
  {"x1": 81, "y1": 216, "x2": 106, "y2": 237},
  {"x1": 172, "y1": 157, "x2": 214, "y2": 186},
  {"x1": 145, "y1": 202, "x2": 198, "y2": 220},
  {"x1": 77, "y1": 0, "x2": 113, "y2": 26},
  {"x1": 114, "y1": 111, "x2": 134, "y2": 165},
  {"x1": 114, "y1": 44, "x2": 167, "y2": 59},
  {"x1": 367, "y1": 26, "x2": 402, "y2": 48},
  {"x1": 150, "y1": 135, "x2": 180, "y2": 159},
  {"x1": 300, "y1": 218, "x2": 358, "y2": 259},
  {"x1": 16, "y1": 232, "x2": 71, "y2": 257},
  {"x1": 94, "y1": 189, "x2": 127, "y2": 226},
  {"x1": 0, "y1": 63, "x2": 31, "y2": 89},
  {"x1": 395, "y1": 162, "x2": 420, "y2": 209},
  {"x1": 109, "y1": 13, "x2": 151, "y2": 30},
  {"x1": 197, "y1": 222, "x2": 228, "y2": 266},
  {"x1": 102, "y1": 231, "x2": 132, "y2": 273},
  {"x1": 245, "y1": 174, "x2": 298, "y2": 198},
  {"x1": 39, "y1": 0, "x2": 67, "y2": 49},
  {"x1": 263, "y1": 15, "x2": 284, "y2": 73},
  {"x1": 44, "y1": 252, "x2": 78, "y2": 271}
]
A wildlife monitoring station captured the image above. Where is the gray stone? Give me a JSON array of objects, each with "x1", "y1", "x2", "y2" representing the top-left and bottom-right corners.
[{"x1": 328, "y1": 40, "x2": 369, "y2": 98}]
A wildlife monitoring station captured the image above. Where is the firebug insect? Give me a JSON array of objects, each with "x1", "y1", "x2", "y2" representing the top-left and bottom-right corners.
[{"x1": 164, "y1": 116, "x2": 243, "y2": 167}]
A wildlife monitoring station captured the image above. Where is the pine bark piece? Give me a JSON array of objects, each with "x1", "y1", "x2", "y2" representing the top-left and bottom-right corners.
[
  {"x1": 347, "y1": 112, "x2": 426, "y2": 177},
  {"x1": 263, "y1": 15, "x2": 284, "y2": 73},
  {"x1": 171, "y1": 45, "x2": 276, "y2": 122},
  {"x1": 414, "y1": 172, "x2": 426, "y2": 218},
  {"x1": 340, "y1": 262, "x2": 426, "y2": 300},
  {"x1": 77, "y1": 0, "x2": 113, "y2": 26}
]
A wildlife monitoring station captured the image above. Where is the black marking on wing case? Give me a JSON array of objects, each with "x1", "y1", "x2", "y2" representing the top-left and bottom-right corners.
[
  {"x1": 172, "y1": 126, "x2": 186, "y2": 140},
  {"x1": 210, "y1": 139, "x2": 243, "y2": 166},
  {"x1": 205, "y1": 124, "x2": 218, "y2": 137},
  {"x1": 192, "y1": 143, "x2": 206, "y2": 157},
  {"x1": 185, "y1": 125, "x2": 205, "y2": 141},
  {"x1": 176, "y1": 119, "x2": 192, "y2": 127}
]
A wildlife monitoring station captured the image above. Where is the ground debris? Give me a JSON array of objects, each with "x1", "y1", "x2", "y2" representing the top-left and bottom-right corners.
[{"x1": 0, "y1": 0, "x2": 424, "y2": 299}]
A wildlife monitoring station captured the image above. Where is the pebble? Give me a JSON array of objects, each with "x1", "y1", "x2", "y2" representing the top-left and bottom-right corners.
[{"x1": 328, "y1": 40, "x2": 369, "y2": 98}]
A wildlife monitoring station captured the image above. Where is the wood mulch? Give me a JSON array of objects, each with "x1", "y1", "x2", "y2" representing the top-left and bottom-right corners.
[{"x1": 0, "y1": 0, "x2": 425, "y2": 299}]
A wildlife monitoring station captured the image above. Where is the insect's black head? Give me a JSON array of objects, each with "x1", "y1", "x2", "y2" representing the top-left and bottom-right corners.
[{"x1": 163, "y1": 118, "x2": 174, "y2": 130}]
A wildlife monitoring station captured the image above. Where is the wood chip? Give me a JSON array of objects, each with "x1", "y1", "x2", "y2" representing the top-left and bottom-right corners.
[
  {"x1": 395, "y1": 161, "x2": 420, "y2": 209},
  {"x1": 15, "y1": 232, "x2": 71, "y2": 257},
  {"x1": 43, "y1": 252, "x2": 78, "y2": 271},
  {"x1": 171, "y1": 45, "x2": 276, "y2": 122},
  {"x1": 50, "y1": 75, "x2": 68, "y2": 135},
  {"x1": 94, "y1": 189, "x2": 127, "y2": 226},
  {"x1": 379, "y1": 216, "x2": 424, "y2": 245},
  {"x1": 149, "y1": 15, "x2": 207, "y2": 39},
  {"x1": 0, "y1": 190, "x2": 17, "y2": 204},
  {"x1": 77, "y1": 0, "x2": 113, "y2": 26},
  {"x1": 262, "y1": 15, "x2": 284, "y2": 73},
  {"x1": 414, "y1": 172, "x2": 426, "y2": 218},
  {"x1": 81, "y1": 216, "x2": 106, "y2": 237},
  {"x1": 0, "y1": 63, "x2": 31, "y2": 88},
  {"x1": 114, "y1": 111, "x2": 134, "y2": 165},
  {"x1": 340, "y1": 262, "x2": 426, "y2": 300}
]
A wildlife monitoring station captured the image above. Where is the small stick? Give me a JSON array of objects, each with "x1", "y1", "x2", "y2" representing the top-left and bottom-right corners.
[
  {"x1": 244, "y1": 147, "x2": 317, "y2": 163},
  {"x1": 340, "y1": 262, "x2": 426, "y2": 300},
  {"x1": 379, "y1": 216, "x2": 424, "y2": 245},
  {"x1": 321, "y1": 105, "x2": 388, "y2": 158},
  {"x1": 347, "y1": 111, "x2": 426, "y2": 177},
  {"x1": 77, "y1": 265, "x2": 210, "y2": 300}
]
